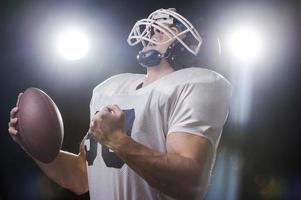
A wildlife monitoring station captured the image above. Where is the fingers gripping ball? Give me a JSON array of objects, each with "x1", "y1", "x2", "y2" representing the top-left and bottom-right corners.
[{"x1": 17, "y1": 88, "x2": 64, "y2": 163}]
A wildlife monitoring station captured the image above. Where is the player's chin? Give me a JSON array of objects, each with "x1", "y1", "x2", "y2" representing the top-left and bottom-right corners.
[{"x1": 142, "y1": 45, "x2": 157, "y2": 52}]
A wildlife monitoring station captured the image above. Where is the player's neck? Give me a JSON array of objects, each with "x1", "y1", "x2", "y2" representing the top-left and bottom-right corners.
[{"x1": 143, "y1": 59, "x2": 174, "y2": 87}]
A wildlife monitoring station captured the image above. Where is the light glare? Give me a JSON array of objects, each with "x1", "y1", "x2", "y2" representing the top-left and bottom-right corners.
[
  {"x1": 227, "y1": 26, "x2": 263, "y2": 62},
  {"x1": 55, "y1": 28, "x2": 89, "y2": 60}
]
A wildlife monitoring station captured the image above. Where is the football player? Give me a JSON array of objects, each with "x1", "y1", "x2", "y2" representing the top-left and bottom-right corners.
[{"x1": 8, "y1": 8, "x2": 231, "y2": 200}]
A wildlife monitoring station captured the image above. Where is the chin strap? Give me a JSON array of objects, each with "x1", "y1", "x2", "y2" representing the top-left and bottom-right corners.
[{"x1": 136, "y1": 49, "x2": 172, "y2": 68}]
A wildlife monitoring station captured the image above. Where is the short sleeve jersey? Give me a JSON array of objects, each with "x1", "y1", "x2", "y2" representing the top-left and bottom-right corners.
[{"x1": 84, "y1": 67, "x2": 232, "y2": 200}]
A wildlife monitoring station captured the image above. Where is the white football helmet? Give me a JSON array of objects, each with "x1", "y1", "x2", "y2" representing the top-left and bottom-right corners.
[{"x1": 127, "y1": 8, "x2": 202, "y2": 56}]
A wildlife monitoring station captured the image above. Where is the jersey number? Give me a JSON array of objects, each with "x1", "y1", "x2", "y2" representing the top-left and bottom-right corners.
[{"x1": 85, "y1": 109, "x2": 135, "y2": 168}]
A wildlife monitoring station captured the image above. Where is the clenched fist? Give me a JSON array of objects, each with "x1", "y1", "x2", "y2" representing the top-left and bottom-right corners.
[{"x1": 88, "y1": 105, "x2": 127, "y2": 150}]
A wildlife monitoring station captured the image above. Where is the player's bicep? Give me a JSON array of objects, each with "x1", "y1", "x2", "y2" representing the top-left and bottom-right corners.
[{"x1": 166, "y1": 132, "x2": 213, "y2": 167}]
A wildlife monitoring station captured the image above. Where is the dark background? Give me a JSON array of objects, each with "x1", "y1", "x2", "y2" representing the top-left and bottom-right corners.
[{"x1": 0, "y1": 0, "x2": 300, "y2": 199}]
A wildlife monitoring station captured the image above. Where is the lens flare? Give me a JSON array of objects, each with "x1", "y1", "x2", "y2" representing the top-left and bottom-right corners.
[
  {"x1": 227, "y1": 26, "x2": 263, "y2": 63},
  {"x1": 55, "y1": 28, "x2": 90, "y2": 60}
]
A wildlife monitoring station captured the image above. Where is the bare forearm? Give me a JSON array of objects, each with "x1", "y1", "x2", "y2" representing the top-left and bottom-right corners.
[
  {"x1": 34, "y1": 150, "x2": 88, "y2": 194},
  {"x1": 111, "y1": 136, "x2": 203, "y2": 199},
  {"x1": 89, "y1": 106, "x2": 211, "y2": 199}
]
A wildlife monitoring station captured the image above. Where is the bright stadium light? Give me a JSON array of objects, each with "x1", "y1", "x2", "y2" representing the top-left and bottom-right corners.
[
  {"x1": 227, "y1": 26, "x2": 263, "y2": 63},
  {"x1": 225, "y1": 25, "x2": 265, "y2": 125},
  {"x1": 55, "y1": 27, "x2": 90, "y2": 61}
]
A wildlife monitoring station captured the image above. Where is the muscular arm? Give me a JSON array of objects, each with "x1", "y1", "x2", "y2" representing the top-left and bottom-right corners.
[
  {"x1": 110, "y1": 131, "x2": 213, "y2": 200},
  {"x1": 34, "y1": 140, "x2": 88, "y2": 195},
  {"x1": 90, "y1": 105, "x2": 214, "y2": 199}
]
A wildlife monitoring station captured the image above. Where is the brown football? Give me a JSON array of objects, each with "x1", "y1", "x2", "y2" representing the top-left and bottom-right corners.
[{"x1": 17, "y1": 88, "x2": 64, "y2": 163}]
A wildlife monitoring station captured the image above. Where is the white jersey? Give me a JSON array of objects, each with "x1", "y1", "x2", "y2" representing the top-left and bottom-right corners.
[{"x1": 84, "y1": 67, "x2": 232, "y2": 200}]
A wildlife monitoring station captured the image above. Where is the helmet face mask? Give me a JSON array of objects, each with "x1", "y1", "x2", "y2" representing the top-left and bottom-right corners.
[{"x1": 128, "y1": 8, "x2": 203, "y2": 56}]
